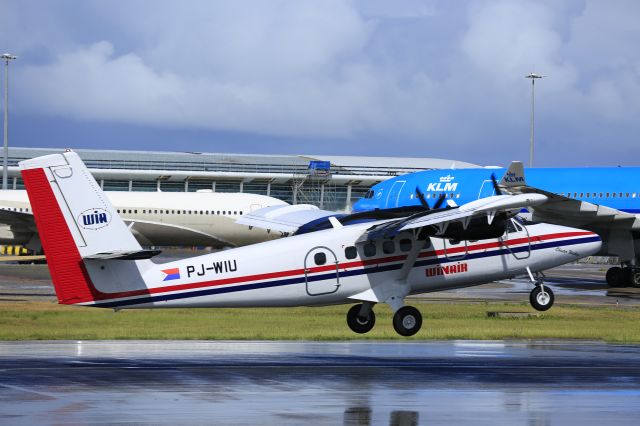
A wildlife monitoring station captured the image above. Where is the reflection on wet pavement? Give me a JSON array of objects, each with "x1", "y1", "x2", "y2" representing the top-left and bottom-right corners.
[{"x1": 0, "y1": 340, "x2": 639, "y2": 425}]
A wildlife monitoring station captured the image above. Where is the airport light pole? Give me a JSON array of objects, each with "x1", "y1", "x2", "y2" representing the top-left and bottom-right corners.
[
  {"x1": 525, "y1": 72, "x2": 544, "y2": 168},
  {"x1": 2, "y1": 53, "x2": 17, "y2": 190}
]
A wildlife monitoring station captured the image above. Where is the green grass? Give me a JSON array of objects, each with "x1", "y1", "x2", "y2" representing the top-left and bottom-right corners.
[{"x1": 1, "y1": 301, "x2": 639, "y2": 342}]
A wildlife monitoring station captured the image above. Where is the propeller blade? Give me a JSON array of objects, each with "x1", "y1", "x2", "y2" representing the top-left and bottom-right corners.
[
  {"x1": 491, "y1": 173, "x2": 503, "y2": 196},
  {"x1": 415, "y1": 186, "x2": 430, "y2": 209},
  {"x1": 433, "y1": 193, "x2": 447, "y2": 209}
]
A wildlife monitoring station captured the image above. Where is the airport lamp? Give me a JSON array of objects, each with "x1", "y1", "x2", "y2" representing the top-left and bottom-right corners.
[
  {"x1": 525, "y1": 72, "x2": 544, "y2": 168},
  {"x1": 2, "y1": 53, "x2": 17, "y2": 190}
]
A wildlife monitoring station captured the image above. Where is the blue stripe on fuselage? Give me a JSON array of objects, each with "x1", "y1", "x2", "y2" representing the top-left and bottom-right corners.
[
  {"x1": 91, "y1": 236, "x2": 599, "y2": 309},
  {"x1": 353, "y1": 167, "x2": 640, "y2": 212}
]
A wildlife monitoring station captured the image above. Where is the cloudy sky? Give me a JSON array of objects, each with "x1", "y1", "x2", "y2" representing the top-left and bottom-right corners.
[{"x1": 1, "y1": 0, "x2": 639, "y2": 166}]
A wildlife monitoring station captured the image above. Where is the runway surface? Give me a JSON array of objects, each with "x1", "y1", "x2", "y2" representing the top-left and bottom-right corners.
[{"x1": 1, "y1": 340, "x2": 640, "y2": 425}]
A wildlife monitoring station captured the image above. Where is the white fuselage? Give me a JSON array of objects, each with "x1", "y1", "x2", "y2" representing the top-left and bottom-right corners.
[
  {"x1": 83, "y1": 220, "x2": 601, "y2": 309},
  {"x1": 0, "y1": 190, "x2": 287, "y2": 247}
]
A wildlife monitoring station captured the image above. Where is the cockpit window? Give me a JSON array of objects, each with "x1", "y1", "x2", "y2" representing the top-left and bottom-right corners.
[
  {"x1": 506, "y1": 219, "x2": 518, "y2": 234},
  {"x1": 365, "y1": 190, "x2": 374, "y2": 199}
]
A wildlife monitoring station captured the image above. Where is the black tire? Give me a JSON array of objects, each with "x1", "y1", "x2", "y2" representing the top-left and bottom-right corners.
[
  {"x1": 392, "y1": 306, "x2": 423, "y2": 337},
  {"x1": 631, "y1": 270, "x2": 640, "y2": 288},
  {"x1": 529, "y1": 285, "x2": 554, "y2": 311},
  {"x1": 346, "y1": 304, "x2": 376, "y2": 334},
  {"x1": 606, "y1": 267, "x2": 624, "y2": 287}
]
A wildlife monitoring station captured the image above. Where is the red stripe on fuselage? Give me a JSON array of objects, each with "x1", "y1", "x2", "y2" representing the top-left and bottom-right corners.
[{"x1": 81, "y1": 230, "x2": 594, "y2": 305}]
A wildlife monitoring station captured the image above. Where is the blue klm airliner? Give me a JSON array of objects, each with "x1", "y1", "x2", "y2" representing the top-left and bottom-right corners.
[{"x1": 353, "y1": 162, "x2": 640, "y2": 287}]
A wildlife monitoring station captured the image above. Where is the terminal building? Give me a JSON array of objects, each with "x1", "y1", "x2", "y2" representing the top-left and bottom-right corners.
[{"x1": 4, "y1": 147, "x2": 481, "y2": 212}]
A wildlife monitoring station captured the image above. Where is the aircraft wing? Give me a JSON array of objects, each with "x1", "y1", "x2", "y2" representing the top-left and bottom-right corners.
[
  {"x1": 498, "y1": 161, "x2": 637, "y2": 226},
  {"x1": 363, "y1": 193, "x2": 548, "y2": 241},
  {"x1": 0, "y1": 209, "x2": 38, "y2": 244},
  {"x1": 124, "y1": 219, "x2": 234, "y2": 248},
  {"x1": 347, "y1": 193, "x2": 548, "y2": 304},
  {"x1": 0, "y1": 208, "x2": 233, "y2": 248},
  {"x1": 235, "y1": 204, "x2": 338, "y2": 233}
]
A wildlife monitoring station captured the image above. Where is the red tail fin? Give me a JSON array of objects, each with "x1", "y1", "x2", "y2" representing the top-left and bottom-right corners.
[{"x1": 22, "y1": 167, "x2": 97, "y2": 304}]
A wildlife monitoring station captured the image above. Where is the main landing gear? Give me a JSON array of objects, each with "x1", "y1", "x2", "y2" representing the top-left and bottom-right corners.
[
  {"x1": 606, "y1": 266, "x2": 640, "y2": 288},
  {"x1": 526, "y1": 267, "x2": 554, "y2": 311},
  {"x1": 346, "y1": 303, "x2": 423, "y2": 337}
]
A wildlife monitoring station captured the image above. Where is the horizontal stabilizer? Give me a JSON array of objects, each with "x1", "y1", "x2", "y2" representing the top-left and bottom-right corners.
[{"x1": 83, "y1": 249, "x2": 162, "y2": 260}]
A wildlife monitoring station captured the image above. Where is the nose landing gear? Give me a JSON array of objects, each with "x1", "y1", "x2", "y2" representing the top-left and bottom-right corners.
[{"x1": 526, "y1": 267, "x2": 555, "y2": 311}]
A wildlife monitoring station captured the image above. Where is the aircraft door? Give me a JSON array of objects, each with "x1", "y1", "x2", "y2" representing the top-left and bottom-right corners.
[
  {"x1": 502, "y1": 219, "x2": 531, "y2": 259},
  {"x1": 304, "y1": 246, "x2": 340, "y2": 296},
  {"x1": 443, "y1": 238, "x2": 468, "y2": 260},
  {"x1": 386, "y1": 180, "x2": 406, "y2": 208}
]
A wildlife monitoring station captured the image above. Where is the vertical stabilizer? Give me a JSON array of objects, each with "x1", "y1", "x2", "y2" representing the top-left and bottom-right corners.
[
  {"x1": 20, "y1": 151, "x2": 145, "y2": 304},
  {"x1": 499, "y1": 161, "x2": 526, "y2": 188}
]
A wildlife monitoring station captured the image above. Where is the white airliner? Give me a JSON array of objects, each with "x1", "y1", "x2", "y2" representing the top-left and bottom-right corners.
[
  {"x1": 0, "y1": 189, "x2": 286, "y2": 250},
  {"x1": 20, "y1": 151, "x2": 601, "y2": 336}
]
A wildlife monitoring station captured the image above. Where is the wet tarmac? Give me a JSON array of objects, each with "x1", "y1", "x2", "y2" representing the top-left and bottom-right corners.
[{"x1": 1, "y1": 340, "x2": 639, "y2": 425}]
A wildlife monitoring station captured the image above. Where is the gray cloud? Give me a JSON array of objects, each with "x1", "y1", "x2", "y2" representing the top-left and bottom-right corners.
[{"x1": 2, "y1": 0, "x2": 640, "y2": 165}]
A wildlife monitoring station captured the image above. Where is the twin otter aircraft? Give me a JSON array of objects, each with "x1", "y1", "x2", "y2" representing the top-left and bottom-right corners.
[{"x1": 21, "y1": 151, "x2": 601, "y2": 336}]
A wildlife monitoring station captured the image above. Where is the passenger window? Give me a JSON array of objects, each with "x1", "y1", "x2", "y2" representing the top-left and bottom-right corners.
[
  {"x1": 383, "y1": 240, "x2": 395, "y2": 254},
  {"x1": 363, "y1": 243, "x2": 376, "y2": 257},
  {"x1": 314, "y1": 252, "x2": 326, "y2": 265},
  {"x1": 345, "y1": 246, "x2": 358, "y2": 259},
  {"x1": 399, "y1": 239, "x2": 412, "y2": 252},
  {"x1": 613, "y1": 193, "x2": 616, "y2": 198}
]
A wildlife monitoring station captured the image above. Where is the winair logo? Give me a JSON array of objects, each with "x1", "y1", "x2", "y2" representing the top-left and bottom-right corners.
[
  {"x1": 426, "y1": 262, "x2": 468, "y2": 277},
  {"x1": 503, "y1": 171, "x2": 524, "y2": 183},
  {"x1": 426, "y1": 175, "x2": 458, "y2": 192},
  {"x1": 78, "y1": 208, "x2": 111, "y2": 230}
]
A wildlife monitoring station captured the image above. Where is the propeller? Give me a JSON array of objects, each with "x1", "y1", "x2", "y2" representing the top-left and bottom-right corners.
[
  {"x1": 416, "y1": 186, "x2": 448, "y2": 210},
  {"x1": 433, "y1": 193, "x2": 447, "y2": 209},
  {"x1": 415, "y1": 186, "x2": 429, "y2": 208},
  {"x1": 490, "y1": 173, "x2": 503, "y2": 196}
]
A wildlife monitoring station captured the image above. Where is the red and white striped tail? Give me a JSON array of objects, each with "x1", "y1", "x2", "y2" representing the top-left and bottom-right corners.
[{"x1": 20, "y1": 151, "x2": 143, "y2": 304}]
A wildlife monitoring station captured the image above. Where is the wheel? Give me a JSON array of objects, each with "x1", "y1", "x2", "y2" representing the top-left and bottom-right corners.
[
  {"x1": 606, "y1": 267, "x2": 624, "y2": 287},
  {"x1": 346, "y1": 304, "x2": 376, "y2": 334},
  {"x1": 529, "y1": 285, "x2": 554, "y2": 311},
  {"x1": 392, "y1": 306, "x2": 423, "y2": 337},
  {"x1": 631, "y1": 270, "x2": 640, "y2": 288}
]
